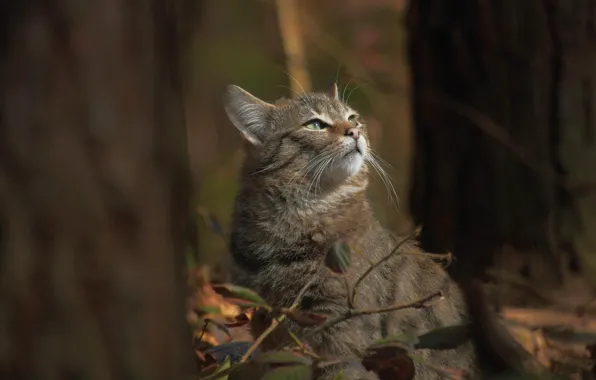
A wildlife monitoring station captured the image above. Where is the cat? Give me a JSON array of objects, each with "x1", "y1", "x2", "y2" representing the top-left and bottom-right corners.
[{"x1": 223, "y1": 84, "x2": 476, "y2": 380}]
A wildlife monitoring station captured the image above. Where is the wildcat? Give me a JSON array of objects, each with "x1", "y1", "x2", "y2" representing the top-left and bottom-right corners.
[{"x1": 223, "y1": 84, "x2": 476, "y2": 379}]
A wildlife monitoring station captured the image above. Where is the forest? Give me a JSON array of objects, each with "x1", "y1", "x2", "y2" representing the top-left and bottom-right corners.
[{"x1": 0, "y1": 0, "x2": 595, "y2": 379}]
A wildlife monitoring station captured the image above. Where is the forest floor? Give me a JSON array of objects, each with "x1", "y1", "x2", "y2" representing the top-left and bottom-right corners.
[{"x1": 190, "y1": 256, "x2": 596, "y2": 379}]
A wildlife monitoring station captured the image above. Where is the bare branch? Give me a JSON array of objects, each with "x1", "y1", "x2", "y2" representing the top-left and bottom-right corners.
[
  {"x1": 300, "y1": 290, "x2": 443, "y2": 346},
  {"x1": 239, "y1": 275, "x2": 319, "y2": 362},
  {"x1": 240, "y1": 314, "x2": 288, "y2": 363},
  {"x1": 351, "y1": 229, "x2": 420, "y2": 306}
]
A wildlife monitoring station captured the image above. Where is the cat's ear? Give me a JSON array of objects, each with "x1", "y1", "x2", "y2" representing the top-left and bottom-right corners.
[
  {"x1": 224, "y1": 85, "x2": 274, "y2": 146},
  {"x1": 328, "y1": 83, "x2": 339, "y2": 100}
]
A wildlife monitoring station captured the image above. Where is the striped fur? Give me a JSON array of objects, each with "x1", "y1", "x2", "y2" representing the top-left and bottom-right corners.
[{"x1": 223, "y1": 85, "x2": 476, "y2": 379}]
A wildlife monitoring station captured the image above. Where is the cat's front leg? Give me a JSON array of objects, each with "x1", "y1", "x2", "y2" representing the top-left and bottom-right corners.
[{"x1": 299, "y1": 312, "x2": 382, "y2": 380}]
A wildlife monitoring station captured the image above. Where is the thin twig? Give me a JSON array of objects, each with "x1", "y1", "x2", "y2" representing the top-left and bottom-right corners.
[
  {"x1": 293, "y1": 275, "x2": 318, "y2": 308},
  {"x1": 241, "y1": 314, "x2": 288, "y2": 363},
  {"x1": 349, "y1": 291, "x2": 442, "y2": 317},
  {"x1": 344, "y1": 277, "x2": 353, "y2": 309},
  {"x1": 288, "y1": 331, "x2": 320, "y2": 359},
  {"x1": 351, "y1": 229, "x2": 419, "y2": 306},
  {"x1": 197, "y1": 319, "x2": 210, "y2": 343},
  {"x1": 300, "y1": 290, "x2": 442, "y2": 344},
  {"x1": 400, "y1": 250, "x2": 452, "y2": 265},
  {"x1": 203, "y1": 286, "x2": 441, "y2": 379},
  {"x1": 239, "y1": 275, "x2": 318, "y2": 362}
]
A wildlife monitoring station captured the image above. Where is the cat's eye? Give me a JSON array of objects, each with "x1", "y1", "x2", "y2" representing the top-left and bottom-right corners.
[
  {"x1": 348, "y1": 114, "x2": 359, "y2": 126},
  {"x1": 303, "y1": 119, "x2": 328, "y2": 131}
]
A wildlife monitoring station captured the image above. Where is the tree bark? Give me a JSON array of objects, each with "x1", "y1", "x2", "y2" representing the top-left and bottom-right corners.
[
  {"x1": 0, "y1": 1, "x2": 198, "y2": 379},
  {"x1": 407, "y1": 0, "x2": 596, "y2": 376}
]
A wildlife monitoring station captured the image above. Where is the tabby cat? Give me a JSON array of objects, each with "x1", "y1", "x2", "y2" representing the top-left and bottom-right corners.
[{"x1": 223, "y1": 84, "x2": 476, "y2": 380}]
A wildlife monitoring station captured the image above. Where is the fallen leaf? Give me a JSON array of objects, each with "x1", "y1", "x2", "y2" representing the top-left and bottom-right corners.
[
  {"x1": 285, "y1": 309, "x2": 328, "y2": 327},
  {"x1": 362, "y1": 345, "x2": 415, "y2": 380},
  {"x1": 196, "y1": 350, "x2": 218, "y2": 373},
  {"x1": 224, "y1": 312, "x2": 252, "y2": 328}
]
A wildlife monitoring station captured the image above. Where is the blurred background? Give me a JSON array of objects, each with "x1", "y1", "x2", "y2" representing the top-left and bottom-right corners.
[
  {"x1": 3, "y1": 1, "x2": 596, "y2": 379},
  {"x1": 192, "y1": 0, "x2": 414, "y2": 277}
]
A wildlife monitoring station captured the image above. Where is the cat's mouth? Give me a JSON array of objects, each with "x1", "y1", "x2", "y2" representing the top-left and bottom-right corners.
[
  {"x1": 343, "y1": 146, "x2": 361, "y2": 158},
  {"x1": 348, "y1": 141, "x2": 363, "y2": 155}
]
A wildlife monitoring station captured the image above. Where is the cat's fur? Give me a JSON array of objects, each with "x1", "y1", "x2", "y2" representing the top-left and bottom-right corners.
[{"x1": 223, "y1": 84, "x2": 476, "y2": 379}]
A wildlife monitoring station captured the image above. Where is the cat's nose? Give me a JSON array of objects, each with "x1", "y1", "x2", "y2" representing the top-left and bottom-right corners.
[{"x1": 345, "y1": 127, "x2": 360, "y2": 140}]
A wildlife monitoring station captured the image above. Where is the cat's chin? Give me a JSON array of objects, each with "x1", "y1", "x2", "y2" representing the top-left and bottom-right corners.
[
  {"x1": 343, "y1": 151, "x2": 365, "y2": 177},
  {"x1": 324, "y1": 152, "x2": 364, "y2": 185}
]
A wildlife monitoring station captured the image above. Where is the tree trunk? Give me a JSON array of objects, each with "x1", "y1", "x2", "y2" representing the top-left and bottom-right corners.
[
  {"x1": 407, "y1": 0, "x2": 596, "y2": 376},
  {"x1": 0, "y1": 1, "x2": 198, "y2": 379}
]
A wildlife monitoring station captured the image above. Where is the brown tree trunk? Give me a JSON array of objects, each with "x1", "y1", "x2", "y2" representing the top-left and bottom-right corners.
[
  {"x1": 0, "y1": 1, "x2": 199, "y2": 379},
  {"x1": 407, "y1": 0, "x2": 596, "y2": 376}
]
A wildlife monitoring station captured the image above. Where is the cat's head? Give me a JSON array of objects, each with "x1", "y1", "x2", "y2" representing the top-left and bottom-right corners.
[{"x1": 223, "y1": 84, "x2": 370, "y2": 195}]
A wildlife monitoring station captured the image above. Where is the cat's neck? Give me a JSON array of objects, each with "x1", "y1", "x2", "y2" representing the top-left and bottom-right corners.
[
  {"x1": 244, "y1": 165, "x2": 368, "y2": 205},
  {"x1": 235, "y1": 173, "x2": 372, "y2": 233},
  {"x1": 232, "y1": 154, "x2": 375, "y2": 248}
]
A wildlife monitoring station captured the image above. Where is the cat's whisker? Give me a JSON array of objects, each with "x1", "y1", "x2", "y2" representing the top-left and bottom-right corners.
[
  {"x1": 341, "y1": 79, "x2": 353, "y2": 103},
  {"x1": 288, "y1": 152, "x2": 335, "y2": 193},
  {"x1": 280, "y1": 68, "x2": 306, "y2": 95},
  {"x1": 334, "y1": 64, "x2": 342, "y2": 89},
  {"x1": 252, "y1": 161, "x2": 279, "y2": 175},
  {"x1": 367, "y1": 157, "x2": 394, "y2": 208},
  {"x1": 287, "y1": 164, "x2": 315, "y2": 191},
  {"x1": 371, "y1": 159, "x2": 400, "y2": 208},
  {"x1": 345, "y1": 82, "x2": 367, "y2": 104},
  {"x1": 307, "y1": 156, "x2": 333, "y2": 195},
  {"x1": 313, "y1": 156, "x2": 335, "y2": 195},
  {"x1": 277, "y1": 84, "x2": 301, "y2": 99},
  {"x1": 371, "y1": 157, "x2": 400, "y2": 210},
  {"x1": 309, "y1": 154, "x2": 335, "y2": 195},
  {"x1": 369, "y1": 150, "x2": 394, "y2": 169},
  {"x1": 366, "y1": 155, "x2": 400, "y2": 211}
]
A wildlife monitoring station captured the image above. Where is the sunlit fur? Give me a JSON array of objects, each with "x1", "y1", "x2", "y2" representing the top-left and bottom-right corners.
[{"x1": 224, "y1": 85, "x2": 477, "y2": 380}]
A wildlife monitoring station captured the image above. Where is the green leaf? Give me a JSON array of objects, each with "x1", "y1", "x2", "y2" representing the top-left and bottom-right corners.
[
  {"x1": 212, "y1": 283, "x2": 267, "y2": 306},
  {"x1": 260, "y1": 365, "x2": 313, "y2": 380},
  {"x1": 211, "y1": 356, "x2": 231, "y2": 380},
  {"x1": 256, "y1": 351, "x2": 312, "y2": 366},
  {"x1": 196, "y1": 305, "x2": 222, "y2": 316},
  {"x1": 414, "y1": 323, "x2": 471, "y2": 351},
  {"x1": 372, "y1": 331, "x2": 419, "y2": 348},
  {"x1": 325, "y1": 241, "x2": 352, "y2": 274}
]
